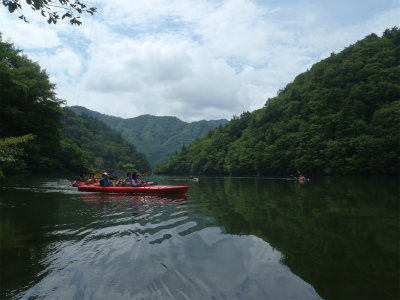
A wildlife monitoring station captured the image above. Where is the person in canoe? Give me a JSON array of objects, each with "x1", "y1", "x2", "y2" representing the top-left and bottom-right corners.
[
  {"x1": 116, "y1": 172, "x2": 133, "y2": 186},
  {"x1": 87, "y1": 172, "x2": 98, "y2": 184},
  {"x1": 100, "y1": 173, "x2": 117, "y2": 187},
  {"x1": 77, "y1": 171, "x2": 88, "y2": 183},
  {"x1": 125, "y1": 172, "x2": 133, "y2": 186},
  {"x1": 131, "y1": 172, "x2": 157, "y2": 187},
  {"x1": 131, "y1": 172, "x2": 144, "y2": 187}
]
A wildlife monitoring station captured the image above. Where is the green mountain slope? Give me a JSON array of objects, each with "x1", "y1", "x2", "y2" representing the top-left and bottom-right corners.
[
  {"x1": 62, "y1": 108, "x2": 152, "y2": 173},
  {"x1": 156, "y1": 27, "x2": 400, "y2": 176},
  {"x1": 67, "y1": 106, "x2": 228, "y2": 167}
]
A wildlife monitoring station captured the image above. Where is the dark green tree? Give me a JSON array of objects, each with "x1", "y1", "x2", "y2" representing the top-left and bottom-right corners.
[
  {"x1": 0, "y1": 34, "x2": 67, "y2": 171},
  {"x1": 0, "y1": 34, "x2": 89, "y2": 173},
  {"x1": 0, "y1": 134, "x2": 35, "y2": 177}
]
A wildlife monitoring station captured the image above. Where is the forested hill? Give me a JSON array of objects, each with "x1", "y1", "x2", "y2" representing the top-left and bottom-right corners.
[
  {"x1": 67, "y1": 106, "x2": 228, "y2": 167},
  {"x1": 62, "y1": 108, "x2": 152, "y2": 172},
  {"x1": 1, "y1": 35, "x2": 149, "y2": 175},
  {"x1": 156, "y1": 27, "x2": 400, "y2": 176}
]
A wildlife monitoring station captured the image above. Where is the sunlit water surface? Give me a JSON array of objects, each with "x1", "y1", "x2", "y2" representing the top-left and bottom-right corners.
[{"x1": 0, "y1": 175, "x2": 398, "y2": 299}]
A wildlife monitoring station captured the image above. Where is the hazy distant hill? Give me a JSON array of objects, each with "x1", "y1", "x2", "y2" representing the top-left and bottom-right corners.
[
  {"x1": 61, "y1": 108, "x2": 152, "y2": 172},
  {"x1": 67, "y1": 106, "x2": 229, "y2": 167}
]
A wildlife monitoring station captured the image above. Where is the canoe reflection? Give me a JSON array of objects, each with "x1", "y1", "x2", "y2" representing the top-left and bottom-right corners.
[{"x1": 78, "y1": 193, "x2": 189, "y2": 222}]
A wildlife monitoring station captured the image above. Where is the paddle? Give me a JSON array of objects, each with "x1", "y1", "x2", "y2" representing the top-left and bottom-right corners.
[
  {"x1": 142, "y1": 171, "x2": 151, "y2": 176},
  {"x1": 296, "y1": 170, "x2": 309, "y2": 181},
  {"x1": 83, "y1": 166, "x2": 103, "y2": 178}
]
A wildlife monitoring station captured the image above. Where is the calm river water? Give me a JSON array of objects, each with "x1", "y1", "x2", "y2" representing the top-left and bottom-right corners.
[{"x1": 0, "y1": 175, "x2": 398, "y2": 300}]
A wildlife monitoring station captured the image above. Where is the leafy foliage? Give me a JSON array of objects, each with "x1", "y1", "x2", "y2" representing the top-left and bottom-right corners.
[
  {"x1": 156, "y1": 27, "x2": 400, "y2": 176},
  {"x1": 0, "y1": 34, "x2": 148, "y2": 175},
  {"x1": 0, "y1": 134, "x2": 35, "y2": 177},
  {"x1": 0, "y1": 34, "x2": 73, "y2": 173},
  {"x1": 61, "y1": 108, "x2": 152, "y2": 173},
  {"x1": 3, "y1": 0, "x2": 97, "y2": 25},
  {"x1": 68, "y1": 106, "x2": 228, "y2": 167}
]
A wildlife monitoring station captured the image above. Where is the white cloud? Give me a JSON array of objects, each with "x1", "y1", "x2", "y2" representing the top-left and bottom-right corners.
[
  {"x1": 0, "y1": 8, "x2": 60, "y2": 49},
  {"x1": 1, "y1": 0, "x2": 399, "y2": 122}
]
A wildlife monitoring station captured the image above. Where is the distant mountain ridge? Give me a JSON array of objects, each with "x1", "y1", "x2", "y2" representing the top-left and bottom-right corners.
[{"x1": 67, "y1": 106, "x2": 229, "y2": 167}]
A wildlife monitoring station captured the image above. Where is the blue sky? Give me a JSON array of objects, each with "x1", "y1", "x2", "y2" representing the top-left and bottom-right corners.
[{"x1": 1, "y1": 0, "x2": 399, "y2": 122}]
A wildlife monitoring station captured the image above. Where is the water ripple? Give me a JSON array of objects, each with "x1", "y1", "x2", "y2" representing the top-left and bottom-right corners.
[{"x1": 3, "y1": 179, "x2": 324, "y2": 300}]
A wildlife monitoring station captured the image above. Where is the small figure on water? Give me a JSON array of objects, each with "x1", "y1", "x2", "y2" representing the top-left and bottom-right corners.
[
  {"x1": 87, "y1": 172, "x2": 98, "y2": 184},
  {"x1": 131, "y1": 172, "x2": 144, "y2": 187},
  {"x1": 77, "y1": 171, "x2": 87, "y2": 183},
  {"x1": 100, "y1": 173, "x2": 116, "y2": 187}
]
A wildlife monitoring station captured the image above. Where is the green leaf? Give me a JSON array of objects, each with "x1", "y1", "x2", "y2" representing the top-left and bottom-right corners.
[{"x1": 62, "y1": 12, "x2": 72, "y2": 20}]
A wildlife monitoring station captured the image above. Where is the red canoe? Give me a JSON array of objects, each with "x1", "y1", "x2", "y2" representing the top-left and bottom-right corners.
[
  {"x1": 77, "y1": 184, "x2": 189, "y2": 195},
  {"x1": 72, "y1": 181, "x2": 100, "y2": 187}
]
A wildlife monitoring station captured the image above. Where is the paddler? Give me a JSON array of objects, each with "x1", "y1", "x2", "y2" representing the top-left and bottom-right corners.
[
  {"x1": 87, "y1": 172, "x2": 98, "y2": 184},
  {"x1": 77, "y1": 171, "x2": 87, "y2": 183},
  {"x1": 100, "y1": 173, "x2": 116, "y2": 186},
  {"x1": 131, "y1": 172, "x2": 157, "y2": 186},
  {"x1": 131, "y1": 172, "x2": 144, "y2": 187}
]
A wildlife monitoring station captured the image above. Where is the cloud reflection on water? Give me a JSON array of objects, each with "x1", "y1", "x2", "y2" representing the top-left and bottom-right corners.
[{"x1": 19, "y1": 194, "x2": 320, "y2": 300}]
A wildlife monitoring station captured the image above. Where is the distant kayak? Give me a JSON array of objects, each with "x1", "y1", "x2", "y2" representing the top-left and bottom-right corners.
[
  {"x1": 78, "y1": 185, "x2": 189, "y2": 195},
  {"x1": 170, "y1": 178, "x2": 199, "y2": 182}
]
